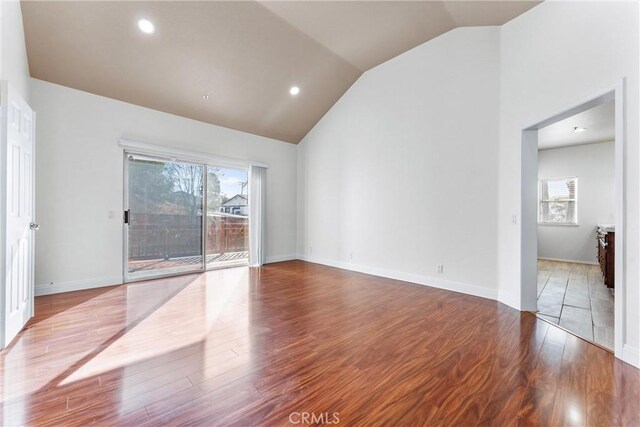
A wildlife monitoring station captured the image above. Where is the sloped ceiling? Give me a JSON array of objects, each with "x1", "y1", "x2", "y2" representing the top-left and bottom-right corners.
[{"x1": 21, "y1": 1, "x2": 540, "y2": 144}]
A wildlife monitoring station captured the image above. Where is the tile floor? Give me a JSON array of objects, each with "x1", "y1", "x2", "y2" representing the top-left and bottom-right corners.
[{"x1": 536, "y1": 259, "x2": 614, "y2": 350}]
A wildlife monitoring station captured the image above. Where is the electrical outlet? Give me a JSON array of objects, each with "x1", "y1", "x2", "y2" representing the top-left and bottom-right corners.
[
  {"x1": 349, "y1": 252, "x2": 353, "y2": 260},
  {"x1": 512, "y1": 214, "x2": 518, "y2": 225},
  {"x1": 436, "y1": 264, "x2": 444, "y2": 273},
  {"x1": 310, "y1": 246, "x2": 313, "y2": 254},
  {"x1": 108, "y1": 210, "x2": 114, "y2": 219}
]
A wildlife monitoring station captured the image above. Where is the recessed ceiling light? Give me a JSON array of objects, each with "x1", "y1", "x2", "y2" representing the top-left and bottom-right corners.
[
  {"x1": 202, "y1": 94, "x2": 209, "y2": 100},
  {"x1": 572, "y1": 126, "x2": 587, "y2": 133},
  {"x1": 289, "y1": 86, "x2": 300, "y2": 96},
  {"x1": 137, "y1": 18, "x2": 155, "y2": 34}
]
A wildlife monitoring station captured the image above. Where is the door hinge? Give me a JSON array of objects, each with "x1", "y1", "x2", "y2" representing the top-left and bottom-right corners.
[{"x1": 124, "y1": 209, "x2": 130, "y2": 224}]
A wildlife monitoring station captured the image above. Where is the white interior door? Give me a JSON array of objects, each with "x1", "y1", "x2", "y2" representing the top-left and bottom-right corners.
[{"x1": 1, "y1": 82, "x2": 36, "y2": 348}]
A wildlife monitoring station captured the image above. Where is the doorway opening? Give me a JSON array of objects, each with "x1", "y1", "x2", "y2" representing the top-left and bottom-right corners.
[
  {"x1": 520, "y1": 83, "x2": 624, "y2": 357},
  {"x1": 124, "y1": 153, "x2": 249, "y2": 281},
  {"x1": 536, "y1": 99, "x2": 615, "y2": 350}
]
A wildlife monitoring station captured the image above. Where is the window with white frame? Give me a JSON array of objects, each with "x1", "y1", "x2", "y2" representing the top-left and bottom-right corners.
[{"x1": 538, "y1": 177, "x2": 578, "y2": 225}]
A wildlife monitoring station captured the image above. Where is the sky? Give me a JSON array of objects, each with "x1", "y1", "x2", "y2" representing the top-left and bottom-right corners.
[{"x1": 213, "y1": 167, "x2": 248, "y2": 199}]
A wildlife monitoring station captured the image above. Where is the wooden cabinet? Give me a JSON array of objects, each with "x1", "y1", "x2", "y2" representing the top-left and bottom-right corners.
[{"x1": 597, "y1": 228, "x2": 615, "y2": 288}]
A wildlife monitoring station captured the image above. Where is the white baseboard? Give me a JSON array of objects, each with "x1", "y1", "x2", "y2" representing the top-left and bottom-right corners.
[
  {"x1": 622, "y1": 344, "x2": 640, "y2": 368},
  {"x1": 297, "y1": 254, "x2": 497, "y2": 301},
  {"x1": 265, "y1": 254, "x2": 298, "y2": 264},
  {"x1": 35, "y1": 256, "x2": 297, "y2": 296},
  {"x1": 537, "y1": 257, "x2": 598, "y2": 266},
  {"x1": 35, "y1": 276, "x2": 122, "y2": 296},
  {"x1": 497, "y1": 290, "x2": 520, "y2": 311}
]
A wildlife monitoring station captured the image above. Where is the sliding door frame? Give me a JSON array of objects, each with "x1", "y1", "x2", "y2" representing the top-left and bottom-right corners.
[
  {"x1": 122, "y1": 150, "x2": 250, "y2": 283},
  {"x1": 202, "y1": 168, "x2": 208, "y2": 274},
  {"x1": 122, "y1": 151, "x2": 129, "y2": 283}
]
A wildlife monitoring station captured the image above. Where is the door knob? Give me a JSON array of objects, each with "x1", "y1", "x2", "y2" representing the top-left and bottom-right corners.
[{"x1": 30, "y1": 222, "x2": 39, "y2": 231}]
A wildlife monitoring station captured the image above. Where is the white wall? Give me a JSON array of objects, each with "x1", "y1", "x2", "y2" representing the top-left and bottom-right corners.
[
  {"x1": 298, "y1": 27, "x2": 501, "y2": 299},
  {"x1": 498, "y1": 1, "x2": 639, "y2": 363},
  {"x1": 537, "y1": 142, "x2": 614, "y2": 264},
  {"x1": 30, "y1": 78, "x2": 297, "y2": 294},
  {"x1": 298, "y1": 1, "x2": 639, "y2": 366},
  {"x1": 0, "y1": 0, "x2": 30, "y2": 100}
]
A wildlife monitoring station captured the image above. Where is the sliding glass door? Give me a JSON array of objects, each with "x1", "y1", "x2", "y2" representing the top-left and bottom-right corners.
[{"x1": 125, "y1": 153, "x2": 249, "y2": 281}]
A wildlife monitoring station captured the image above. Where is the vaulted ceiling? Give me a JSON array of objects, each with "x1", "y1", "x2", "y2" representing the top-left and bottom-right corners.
[{"x1": 21, "y1": 1, "x2": 540, "y2": 143}]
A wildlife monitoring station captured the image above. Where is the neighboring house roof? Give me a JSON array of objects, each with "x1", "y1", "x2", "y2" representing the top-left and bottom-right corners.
[{"x1": 222, "y1": 194, "x2": 248, "y2": 207}]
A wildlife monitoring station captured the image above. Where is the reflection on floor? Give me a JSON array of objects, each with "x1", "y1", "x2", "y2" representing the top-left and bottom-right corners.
[{"x1": 537, "y1": 259, "x2": 614, "y2": 350}]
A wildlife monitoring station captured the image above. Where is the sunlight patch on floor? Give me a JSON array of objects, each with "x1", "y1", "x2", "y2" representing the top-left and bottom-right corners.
[{"x1": 59, "y1": 268, "x2": 251, "y2": 386}]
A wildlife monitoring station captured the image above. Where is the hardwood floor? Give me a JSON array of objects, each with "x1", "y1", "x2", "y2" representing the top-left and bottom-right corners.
[
  {"x1": 537, "y1": 260, "x2": 614, "y2": 350},
  {"x1": 1, "y1": 260, "x2": 638, "y2": 426}
]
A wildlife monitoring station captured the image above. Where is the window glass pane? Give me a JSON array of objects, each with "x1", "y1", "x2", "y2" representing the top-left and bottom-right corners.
[
  {"x1": 206, "y1": 166, "x2": 249, "y2": 269},
  {"x1": 540, "y1": 201, "x2": 576, "y2": 223},
  {"x1": 538, "y1": 177, "x2": 577, "y2": 224},
  {"x1": 541, "y1": 178, "x2": 576, "y2": 201},
  {"x1": 128, "y1": 157, "x2": 204, "y2": 279}
]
